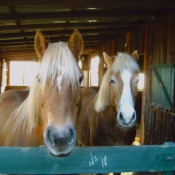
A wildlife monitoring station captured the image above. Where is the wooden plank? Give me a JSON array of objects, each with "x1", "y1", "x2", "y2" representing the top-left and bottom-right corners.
[
  {"x1": 0, "y1": 143, "x2": 175, "y2": 174},
  {"x1": 0, "y1": 0, "x2": 172, "y2": 6},
  {"x1": 0, "y1": 0, "x2": 171, "y2": 6},
  {"x1": 0, "y1": 11, "x2": 158, "y2": 21},
  {"x1": 0, "y1": 22, "x2": 143, "y2": 31}
]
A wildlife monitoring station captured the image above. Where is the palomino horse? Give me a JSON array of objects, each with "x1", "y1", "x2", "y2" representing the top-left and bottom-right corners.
[
  {"x1": 76, "y1": 51, "x2": 140, "y2": 147},
  {"x1": 0, "y1": 29, "x2": 84, "y2": 157}
]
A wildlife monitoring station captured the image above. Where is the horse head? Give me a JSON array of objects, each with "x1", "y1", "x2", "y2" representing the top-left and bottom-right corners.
[
  {"x1": 95, "y1": 51, "x2": 139, "y2": 128},
  {"x1": 34, "y1": 29, "x2": 83, "y2": 156}
]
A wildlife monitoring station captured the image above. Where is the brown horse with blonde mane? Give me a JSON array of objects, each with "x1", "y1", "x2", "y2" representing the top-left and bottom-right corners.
[
  {"x1": 76, "y1": 51, "x2": 140, "y2": 147},
  {"x1": 0, "y1": 29, "x2": 83, "y2": 157}
]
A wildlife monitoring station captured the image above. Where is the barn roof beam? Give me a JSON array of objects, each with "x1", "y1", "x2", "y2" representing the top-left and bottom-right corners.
[
  {"x1": 0, "y1": 11, "x2": 158, "y2": 21},
  {"x1": 0, "y1": 21, "x2": 144, "y2": 31},
  {"x1": 0, "y1": 28, "x2": 130, "y2": 39}
]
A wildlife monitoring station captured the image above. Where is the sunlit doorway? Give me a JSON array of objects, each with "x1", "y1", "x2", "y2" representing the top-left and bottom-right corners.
[
  {"x1": 10, "y1": 61, "x2": 39, "y2": 86},
  {"x1": 90, "y1": 56, "x2": 99, "y2": 86}
]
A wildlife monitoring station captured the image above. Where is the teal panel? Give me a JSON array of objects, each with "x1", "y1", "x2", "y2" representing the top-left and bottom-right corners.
[
  {"x1": 151, "y1": 64, "x2": 175, "y2": 110},
  {"x1": 0, "y1": 143, "x2": 175, "y2": 174}
]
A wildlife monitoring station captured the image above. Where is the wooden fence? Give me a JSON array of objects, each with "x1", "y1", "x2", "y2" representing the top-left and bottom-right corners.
[{"x1": 0, "y1": 142, "x2": 175, "y2": 175}]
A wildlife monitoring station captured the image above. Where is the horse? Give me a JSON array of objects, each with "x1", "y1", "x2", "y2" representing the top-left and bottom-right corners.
[
  {"x1": 0, "y1": 29, "x2": 84, "y2": 157},
  {"x1": 76, "y1": 51, "x2": 140, "y2": 147}
]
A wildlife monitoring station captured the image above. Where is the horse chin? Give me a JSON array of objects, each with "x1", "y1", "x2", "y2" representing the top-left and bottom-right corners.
[
  {"x1": 49, "y1": 148, "x2": 72, "y2": 157},
  {"x1": 46, "y1": 143, "x2": 75, "y2": 157},
  {"x1": 118, "y1": 121, "x2": 136, "y2": 129},
  {"x1": 51, "y1": 152, "x2": 71, "y2": 157}
]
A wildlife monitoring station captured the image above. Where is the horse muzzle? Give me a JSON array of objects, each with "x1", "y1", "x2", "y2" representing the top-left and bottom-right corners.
[
  {"x1": 117, "y1": 111, "x2": 136, "y2": 128},
  {"x1": 44, "y1": 125, "x2": 76, "y2": 156}
]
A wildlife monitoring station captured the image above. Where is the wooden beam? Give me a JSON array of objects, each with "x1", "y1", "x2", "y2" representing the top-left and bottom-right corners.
[
  {"x1": 0, "y1": 11, "x2": 158, "y2": 21},
  {"x1": 0, "y1": 21, "x2": 144, "y2": 31},
  {"x1": 0, "y1": 0, "x2": 172, "y2": 6},
  {"x1": 0, "y1": 28, "x2": 128, "y2": 39},
  {"x1": 0, "y1": 34, "x2": 121, "y2": 45},
  {"x1": 0, "y1": 143, "x2": 175, "y2": 174}
]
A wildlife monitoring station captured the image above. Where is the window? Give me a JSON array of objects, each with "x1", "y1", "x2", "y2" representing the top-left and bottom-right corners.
[{"x1": 10, "y1": 61, "x2": 39, "y2": 86}]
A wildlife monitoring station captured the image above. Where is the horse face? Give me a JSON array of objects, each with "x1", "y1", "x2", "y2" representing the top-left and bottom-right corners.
[
  {"x1": 35, "y1": 29, "x2": 83, "y2": 156},
  {"x1": 109, "y1": 70, "x2": 139, "y2": 127},
  {"x1": 104, "y1": 51, "x2": 139, "y2": 128},
  {"x1": 40, "y1": 78, "x2": 82, "y2": 156}
]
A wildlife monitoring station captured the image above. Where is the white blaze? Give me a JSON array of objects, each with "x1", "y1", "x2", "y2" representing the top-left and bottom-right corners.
[
  {"x1": 57, "y1": 66, "x2": 65, "y2": 91},
  {"x1": 119, "y1": 70, "x2": 135, "y2": 124}
]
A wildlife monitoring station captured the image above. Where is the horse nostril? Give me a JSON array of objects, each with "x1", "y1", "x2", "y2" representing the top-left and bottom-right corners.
[
  {"x1": 119, "y1": 112, "x2": 124, "y2": 121},
  {"x1": 69, "y1": 128, "x2": 74, "y2": 138},
  {"x1": 131, "y1": 112, "x2": 136, "y2": 122},
  {"x1": 68, "y1": 128, "x2": 76, "y2": 144},
  {"x1": 46, "y1": 128, "x2": 55, "y2": 147}
]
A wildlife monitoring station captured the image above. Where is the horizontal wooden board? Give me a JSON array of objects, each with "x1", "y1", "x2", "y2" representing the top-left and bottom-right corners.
[{"x1": 0, "y1": 142, "x2": 175, "y2": 174}]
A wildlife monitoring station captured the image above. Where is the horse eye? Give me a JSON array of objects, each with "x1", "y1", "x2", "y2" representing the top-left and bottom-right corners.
[
  {"x1": 35, "y1": 74, "x2": 41, "y2": 82},
  {"x1": 135, "y1": 79, "x2": 139, "y2": 85},
  {"x1": 110, "y1": 79, "x2": 115, "y2": 84},
  {"x1": 79, "y1": 76, "x2": 84, "y2": 84}
]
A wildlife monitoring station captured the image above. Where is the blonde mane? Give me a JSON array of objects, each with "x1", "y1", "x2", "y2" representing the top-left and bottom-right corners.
[
  {"x1": 13, "y1": 42, "x2": 81, "y2": 134},
  {"x1": 94, "y1": 52, "x2": 140, "y2": 113}
]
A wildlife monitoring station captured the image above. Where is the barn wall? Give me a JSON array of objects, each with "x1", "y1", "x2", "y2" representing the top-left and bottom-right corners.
[
  {"x1": 97, "y1": 10, "x2": 175, "y2": 145},
  {"x1": 0, "y1": 60, "x2": 2, "y2": 94}
]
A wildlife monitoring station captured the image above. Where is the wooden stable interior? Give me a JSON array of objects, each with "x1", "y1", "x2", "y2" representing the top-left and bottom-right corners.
[{"x1": 0, "y1": 1, "x2": 175, "y2": 146}]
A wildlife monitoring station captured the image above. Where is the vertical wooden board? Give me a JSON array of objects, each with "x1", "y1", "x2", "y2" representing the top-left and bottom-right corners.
[
  {"x1": 157, "y1": 16, "x2": 162, "y2": 64},
  {"x1": 157, "y1": 109, "x2": 163, "y2": 144},
  {"x1": 173, "y1": 114, "x2": 175, "y2": 142},
  {"x1": 162, "y1": 110, "x2": 167, "y2": 143},
  {"x1": 147, "y1": 20, "x2": 153, "y2": 104},
  {"x1": 126, "y1": 31, "x2": 130, "y2": 53},
  {"x1": 150, "y1": 107, "x2": 156, "y2": 144},
  {"x1": 148, "y1": 106, "x2": 153, "y2": 144},
  {"x1": 167, "y1": 11, "x2": 175, "y2": 63},
  {"x1": 129, "y1": 29, "x2": 135, "y2": 53},
  {"x1": 165, "y1": 113, "x2": 170, "y2": 142},
  {"x1": 155, "y1": 109, "x2": 159, "y2": 144},
  {"x1": 0, "y1": 60, "x2": 2, "y2": 90},
  {"x1": 138, "y1": 24, "x2": 145, "y2": 54},
  {"x1": 144, "y1": 106, "x2": 149, "y2": 144},
  {"x1": 166, "y1": 11, "x2": 172, "y2": 62},
  {"x1": 115, "y1": 35, "x2": 126, "y2": 53},
  {"x1": 82, "y1": 55, "x2": 90, "y2": 70},
  {"x1": 169, "y1": 114, "x2": 175, "y2": 142},
  {"x1": 111, "y1": 40, "x2": 115, "y2": 55}
]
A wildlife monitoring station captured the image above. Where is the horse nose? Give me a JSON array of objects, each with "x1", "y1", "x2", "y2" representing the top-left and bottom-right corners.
[
  {"x1": 45, "y1": 126, "x2": 76, "y2": 147},
  {"x1": 118, "y1": 112, "x2": 136, "y2": 127}
]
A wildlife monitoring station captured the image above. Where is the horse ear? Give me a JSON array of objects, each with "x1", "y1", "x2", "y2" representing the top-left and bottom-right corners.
[
  {"x1": 131, "y1": 50, "x2": 139, "y2": 62},
  {"x1": 34, "y1": 29, "x2": 48, "y2": 60},
  {"x1": 68, "y1": 29, "x2": 83, "y2": 62},
  {"x1": 103, "y1": 52, "x2": 114, "y2": 67}
]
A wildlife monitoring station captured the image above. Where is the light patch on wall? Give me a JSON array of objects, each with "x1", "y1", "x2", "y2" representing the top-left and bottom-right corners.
[
  {"x1": 10, "y1": 61, "x2": 39, "y2": 86},
  {"x1": 137, "y1": 73, "x2": 144, "y2": 91}
]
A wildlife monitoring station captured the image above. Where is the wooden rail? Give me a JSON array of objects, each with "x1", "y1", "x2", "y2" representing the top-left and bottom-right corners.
[{"x1": 0, "y1": 142, "x2": 175, "y2": 175}]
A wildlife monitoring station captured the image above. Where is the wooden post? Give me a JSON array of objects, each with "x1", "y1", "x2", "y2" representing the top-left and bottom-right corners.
[{"x1": 140, "y1": 23, "x2": 148, "y2": 145}]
